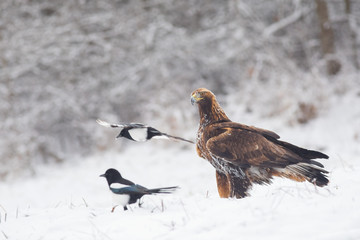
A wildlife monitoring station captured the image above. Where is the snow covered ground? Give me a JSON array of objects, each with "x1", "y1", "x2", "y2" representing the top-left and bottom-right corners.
[{"x1": 1, "y1": 92, "x2": 360, "y2": 240}]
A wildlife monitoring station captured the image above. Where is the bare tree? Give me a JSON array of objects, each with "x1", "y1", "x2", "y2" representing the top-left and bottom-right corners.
[
  {"x1": 1, "y1": 0, "x2": 359, "y2": 178},
  {"x1": 315, "y1": 0, "x2": 341, "y2": 75},
  {"x1": 345, "y1": 0, "x2": 359, "y2": 69}
]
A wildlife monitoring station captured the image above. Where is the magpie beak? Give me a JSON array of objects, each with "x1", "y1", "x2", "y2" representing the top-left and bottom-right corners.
[{"x1": 99, "y1": 174, "x2": 105, "y2": 177}]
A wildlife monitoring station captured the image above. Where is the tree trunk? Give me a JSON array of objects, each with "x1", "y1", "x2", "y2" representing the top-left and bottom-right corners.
[
  {"x1": 315, "y1": 0, "x2": 341, "y2": 75},
  {"x1": 345, "y1": 0, "x2": 359, "y2": 69}
]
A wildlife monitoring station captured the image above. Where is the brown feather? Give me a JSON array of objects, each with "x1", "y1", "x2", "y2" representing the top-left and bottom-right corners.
[
  {"x1": 216, "y1": 171, "x2": 231, "y2": 198},
  {"x1": 270, "y1": 169, "x2": 307, "y2": 182},
  {"x1": 191, "y1": 88, "x2": 329, "y2": 198}
]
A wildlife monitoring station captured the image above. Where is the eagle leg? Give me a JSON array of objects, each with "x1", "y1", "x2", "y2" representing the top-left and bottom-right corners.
[
  {"x1": 229, "y1": 174, "x2": 252, "y2": 199},
  {"x1": 216, "y1": 171, "x2": 231, "y2": 198}
]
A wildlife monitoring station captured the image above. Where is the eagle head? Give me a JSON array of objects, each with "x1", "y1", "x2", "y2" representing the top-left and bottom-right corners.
[
  {"x1": 191, "y1": 88, "x2": 230, "y2": 124},
  {"x1": 191, "y1": 88, "x2": 215, "y2": 105}
]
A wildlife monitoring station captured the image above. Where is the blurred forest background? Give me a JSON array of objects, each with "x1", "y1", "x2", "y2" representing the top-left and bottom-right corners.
[{"x1": 0, "y1": 0, "x2": 359, "y2": 178}]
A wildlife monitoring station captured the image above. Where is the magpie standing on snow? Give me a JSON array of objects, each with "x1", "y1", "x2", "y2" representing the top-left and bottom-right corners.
[
  {"x1": 100, "y1": 168, "x2": 179, "y2": 212},
  {"x1": 96, "y1": 119, "x2": 194, "y2": 144}
]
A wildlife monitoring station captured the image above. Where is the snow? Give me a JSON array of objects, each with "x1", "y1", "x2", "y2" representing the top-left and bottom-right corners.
[
  {"x1": 1, "y1": 1, "x2": 360, "y2": 238},
  {"x1": 1, "y1": 93, "x2": 360, "y2": 240}
]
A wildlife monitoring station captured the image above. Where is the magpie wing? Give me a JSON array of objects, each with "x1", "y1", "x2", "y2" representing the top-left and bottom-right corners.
[
  {"x1": 97, "y1": 119, "x2": 148, "y2": 129},
  {"x1": 96, "y1": 119, "x2": 126, "y2": 129},
  {"x1": 110, "y1": 185, "x2": 148, "y2": 195}
]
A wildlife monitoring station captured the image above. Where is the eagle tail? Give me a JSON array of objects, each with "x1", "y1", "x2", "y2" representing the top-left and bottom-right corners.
[
  {"x1": 280, "y1": 163, "x2": 329, "y2": 187},
  {"x1": 273, "y1": 139, "x2": 329, "y2": 160},
  {"x1": 145, "y1": 186, "x2": 179, "y2": 194}
]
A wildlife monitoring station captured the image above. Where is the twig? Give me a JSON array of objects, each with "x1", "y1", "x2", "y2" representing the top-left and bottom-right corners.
[
  {"x1": 54, "y1": 201, "x2": 62, "y2": 208},
  {"x1": 82, "y1": 197, "x2": 88, "y2": 208},
  {"x1": 0, "y1": 205, "x2": 7, "y2": 223},
  {"x1": 164, "y1": 221, "x2": 176, "y2": 231},
  {"x1": 0, "y1": 212, "x2": 7, "y2": 224},
  {"x1": 151, "y1": 206, "x2": 160, "y2": 213},
  {"x1": 1, "y1": 231, "x2": 8, "y2": 239},
  {"x1": 180, "y1": 200, "x2": 190, "y2": 220},
  {"x1": 69, "y1": 199, "x2": 75, "y2": 209}
]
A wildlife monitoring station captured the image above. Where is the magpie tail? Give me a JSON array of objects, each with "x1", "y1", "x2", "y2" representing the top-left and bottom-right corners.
[
  {"x1": 163, "y1": 133, "x2": 194, "y2": 144},
  {"x1": 146, "y1": 186, "x2": 179, "y2": 194}
]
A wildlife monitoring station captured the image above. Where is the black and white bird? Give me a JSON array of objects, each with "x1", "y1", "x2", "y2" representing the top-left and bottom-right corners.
[
  {"x1": 100, "y1": 168, "x2": 179, "y2": 212},
  {"x1": 96, "y1": 119, "x2": 194, "y2": 144}
]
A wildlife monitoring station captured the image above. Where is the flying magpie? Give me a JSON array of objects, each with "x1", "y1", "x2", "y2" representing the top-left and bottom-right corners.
[
  {"x1": 100, "y1": 168, "x2": 179, "y2": 212},
  {"x1": 96, "y1": 119, "x2": 194, "y2": 144}
]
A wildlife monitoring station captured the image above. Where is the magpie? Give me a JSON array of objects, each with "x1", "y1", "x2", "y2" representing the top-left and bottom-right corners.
[
  {"x1": 100, "y1": 168, "x2": 179, "y2": 212},
  {"x1": 96, "y1": 119, "x2": 194, "y2": 144}
]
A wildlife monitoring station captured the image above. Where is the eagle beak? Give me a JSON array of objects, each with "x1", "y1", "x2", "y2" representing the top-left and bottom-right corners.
[
  {"x1": 191, "y1": 96, "x2": 196, "y2": 105},
  {"x1": 191, "y1": 94, "x2": 202, "y2": 105}
]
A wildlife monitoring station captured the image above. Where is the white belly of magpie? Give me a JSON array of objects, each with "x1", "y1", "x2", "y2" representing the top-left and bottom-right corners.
[
  {"x1": 110, "y1": 183, "x2": 131, "y2": 207},
  {"x1": 128, "y1": 128, "x2": 148, "y2": 142},
  {"x1": 112, "y1": 193, "x2": 130, "y2": 207}
]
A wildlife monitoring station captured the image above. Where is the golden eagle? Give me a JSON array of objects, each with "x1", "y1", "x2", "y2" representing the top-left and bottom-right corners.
[{"x1": 191, "y1": 88, "x2": 329, "y2": 198}]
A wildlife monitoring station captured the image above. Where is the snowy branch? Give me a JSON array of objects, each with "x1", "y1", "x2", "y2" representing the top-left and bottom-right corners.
[{"x1": 263, "y1": 6, "x2": 314, "y2": 38}]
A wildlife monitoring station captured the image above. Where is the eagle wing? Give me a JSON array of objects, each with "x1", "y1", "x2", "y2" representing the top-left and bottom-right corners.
[
  {"x1": 213, "y1": 122, "x2": 280, "y2": 139},
  {"x1": 205, "y1": 125, "x2": 303, "y2": 168}
]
